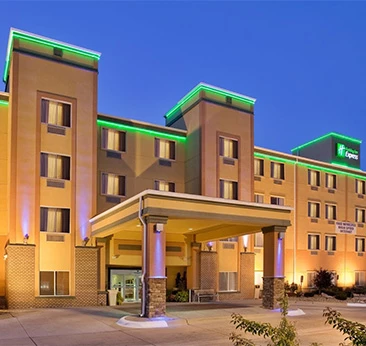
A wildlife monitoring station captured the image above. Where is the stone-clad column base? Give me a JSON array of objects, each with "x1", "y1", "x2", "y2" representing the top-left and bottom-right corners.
[
  {"x1": 262, "y1": 276, "x2": 284, "y2": 309},
  {"x1": 146, "y1": 277, "x2": 166, "y2": 318}
]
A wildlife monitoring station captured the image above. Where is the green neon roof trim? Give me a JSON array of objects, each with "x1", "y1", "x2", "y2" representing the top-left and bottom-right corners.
[
  {"x1": 291, "y1": 132, "x2": 362, "y2": 152},
  {"x1": 165, "y1": 83, "x2": 256, "y2": 120},
  {"x1": 254, "y1": 152, "x2": 366, "y2": 180},
  {"x1": 97, "y1": 119, "x2": 187, "y2": 141},
  {"x1": 0, "y1": 100, "x2": 9, "y2": 106},
  {"x1": 3, "y1": 28, "x2": 101, "y2": 83}
]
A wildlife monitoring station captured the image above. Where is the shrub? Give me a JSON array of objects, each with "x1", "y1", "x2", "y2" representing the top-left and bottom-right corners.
[
  {"x1": 175, "y1": 290, "x2": 189, "y2": 302},
  {"x1": 335, "y1": 292, "x2": 347, "y2": 301},
  {"x1": 323, "y1": 307, "x2": 366, "y2": 345},
  {"x1": 304, "y1": 292, "x2": 315, "y2": 297},
  {"x1": 313, "y1": 268, "x2": 334, "y2": 293}
]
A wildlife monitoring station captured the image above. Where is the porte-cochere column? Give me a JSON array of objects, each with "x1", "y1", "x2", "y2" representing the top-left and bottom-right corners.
[
  {"x1": 262, "y1": 225, "x2": 287, "y2": 309},
  {"x1": 143, "y1": 216, "x2": 168, "y2": 318}
]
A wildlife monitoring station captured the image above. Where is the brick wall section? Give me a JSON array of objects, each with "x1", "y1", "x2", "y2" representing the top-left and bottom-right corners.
[
  {"x1": 262, "y1": 276, "x2": 284, "y2": 309},
  {"x1": 199, "y1": 251, "x2": 218, "y2": 290},
  {"x1": 5, "y1": 245, "x2": 99, "y2": 308},
  {"x1": 218, "y1": 252, "x2": 255, "y2": 301},
  {"x1": 145, "y1": 278, "x2": 166, "y2": 318},
  {"x1": 75, "y1": 247, "x2": 98, "y2": 306},
  {"x1": 6, "y1": 244, "x2": 36, "y2": 309}
]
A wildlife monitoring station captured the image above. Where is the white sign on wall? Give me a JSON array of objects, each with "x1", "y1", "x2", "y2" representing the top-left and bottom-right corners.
[{"x1": 335, "y1": 221, "x2": 357, "y2": 235}]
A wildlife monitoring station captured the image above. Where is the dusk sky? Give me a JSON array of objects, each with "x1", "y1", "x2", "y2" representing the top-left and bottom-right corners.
[{"x1": 1, "y1": 2, "x2": 366, "y2": 168}]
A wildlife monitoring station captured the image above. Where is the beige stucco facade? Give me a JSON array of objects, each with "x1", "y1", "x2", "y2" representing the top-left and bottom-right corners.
[{"x1": 1, "y1": 28, "x2": 365, "y2": 315}]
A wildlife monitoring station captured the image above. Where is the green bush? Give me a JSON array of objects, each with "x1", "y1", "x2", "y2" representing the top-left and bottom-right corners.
[
  {"x1": 313, "y1": 268, "x2": 334, "y2": 293},
  {"x1": 304, "y1": 292, "x2": 315, "y2": 297},
  {"x1": 335, "y1": 291, "x2": 347, "y2": 300},
  {"x1": 175, "y1": 290, "x2": 189, "y2": 302}
]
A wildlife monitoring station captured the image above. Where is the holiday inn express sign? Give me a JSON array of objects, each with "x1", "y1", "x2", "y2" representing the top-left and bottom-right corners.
[{"x1": 337, "y1": 143, "x2": 359, "y2": 161}]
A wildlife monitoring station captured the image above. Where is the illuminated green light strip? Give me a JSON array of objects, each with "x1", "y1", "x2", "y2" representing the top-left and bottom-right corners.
[
  {"x1": 165, "y1": 84, "x2": 255, "y2": 119},
  {"x1": 291, "y1": 132, "x2": 362, "y2": 152},
  {"x1": 97, "y1": 119, "x2": 187, "y2": 142},
  {"x1": 3, "y1": 30, "x2": 101, "y2": 83},
  {"x1": 255, "y1": 152, "x2": 366, "y2": 180},
  {"x1": 0, "y1": 100, "x2": 9, "y2": 106}
]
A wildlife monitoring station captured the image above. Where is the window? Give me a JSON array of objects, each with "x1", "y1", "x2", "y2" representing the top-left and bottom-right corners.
[
  {"x1": 40, "y1": 207, "x2": 70, "y2": 233},
  {"x1": 325, "y1": 173, "x2": 337, "y2": 189},
  {"x1": 355, "y1": 179, "x2": 366, "y2": 195},
  {"x1": 101, "y1": 173, "x2": 125, "y2": 196},
  {"x1": 254, "y1": 194, "x2": 264, "y2": 203},
  {"x1": 308, "y1": 201, "x2": 320, "y2": 218},
  {"x1": 308, "y1": 170, "x2": 320, "y2": 186},
  {"x1": 101, "y1": 128, "x2": 126, "y2": 152},
  {"x1": 270, "y1": 162, "x2": 285, "y2": 180},
  {"x1": 355, "y1": 271, "x2": 366, "y2": 286},
  {"x1": 41, "y1": 99, "x2": 71, "y2": 127},
  {"x1": 308, "y1": 234, "x2": 320, "y2": 250},
  {"x1": 254, "y1": 159, "x2": 264, "y2": 176},
  {"x1": 355, "y1": 238, "x2": 365, "y2": 252},
  {"x1": 254, "y1": 232, "x2": 263, "y2": 247},
  {"x1": 219, "y1": 272, "x2": 237, "y2": 291},
  {"x1": 325, "y1": 204, "x2": 337, "y2": 220},
  {"x1": 40, "y1": 271, "x2": 69, "y2": 296},
  {"x1": 154, "y1": 180, "x2": 175, "y2": 192},
  {"x1": 219, "y1": 137, "x2": 238, "y2": 159},
  {"x1": 219, "y1": 180, "x2": 238, "y2": 200},
  {"x1": 307, "y1": 271, "x2": 316, "y2": 288},
  {"x1": 355, "y1": 208, "x2": 366, "y2": 223},
  {"x1": 154, "y1": 138, "x2": 176, "y2": 160},
  {"x1": 325, "y1": 235, "x2": 336, "y2": 251},
  {"x1": 270, "y1": 196, "x2": 284, "y2": 206},
  {"x1": 40, "y1": 153, "x2": 70, "y2": 180}
]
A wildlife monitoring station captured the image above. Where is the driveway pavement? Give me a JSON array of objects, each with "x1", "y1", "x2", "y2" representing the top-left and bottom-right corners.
[{"x1": 0, "y1": 299, "x2": 365, "y2": 345}]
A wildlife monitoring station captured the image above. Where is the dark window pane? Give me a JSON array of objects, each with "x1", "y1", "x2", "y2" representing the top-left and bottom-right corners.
[
  {"x1": 232, "y1": 140, "x2": 238, "y2": 159},
  {"x1": 40, "y1": 271, "x2": 54, "y2": 295},
  {"x1": 41, "y1": 99, "x2": 49, "y2": 123},
  {"x1": 62, "y1": 104, "x2": 71, "y2": 127},
  {"x1": 169, "y1": 141, "x2": 175, "y2": 160},
  {"x1": 56, "y1": 272, "x2": 69, "y2": 295},
  {"x1": 61, "y1": 209, "x2": 70, "y2": 233}
]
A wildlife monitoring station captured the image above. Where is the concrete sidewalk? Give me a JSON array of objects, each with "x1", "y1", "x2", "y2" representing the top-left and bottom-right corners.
[{"x1": 0, "y1": 299, "x2": 365, "y2": 345}]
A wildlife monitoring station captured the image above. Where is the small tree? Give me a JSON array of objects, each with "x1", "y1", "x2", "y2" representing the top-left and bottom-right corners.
[
  {"x1": 314, "y1": 268, "x2": 334, "y2": 293},
  {"x1": 230, "y1": 294, "x2": 301, "y2": 346},
  {"x1": 323, "y1": 307, "x2": 366, "y2": 346}
]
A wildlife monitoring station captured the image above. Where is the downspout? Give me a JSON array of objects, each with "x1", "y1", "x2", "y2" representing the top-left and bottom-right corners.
[
  {"x1": 293, "y1": 155, "x2": 298, "y2": 284},
  {"x1": 138, "y1": 196, "x2": 147, "y2": 317}
]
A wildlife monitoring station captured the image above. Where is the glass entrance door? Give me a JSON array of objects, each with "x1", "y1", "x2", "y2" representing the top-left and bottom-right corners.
[{"x1": 110, "y1": 269, "x2": 142, "y2": 302}]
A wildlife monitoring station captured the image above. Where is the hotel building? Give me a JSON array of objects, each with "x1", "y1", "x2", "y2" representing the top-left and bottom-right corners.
[{"x1": 0, "y1": 29, "x2": 365, "y2": 317}]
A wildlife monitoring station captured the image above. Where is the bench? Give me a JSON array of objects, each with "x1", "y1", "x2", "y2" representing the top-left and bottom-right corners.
[{"x1": 194, "y1": 289, "x2": 219, "y2": 303}]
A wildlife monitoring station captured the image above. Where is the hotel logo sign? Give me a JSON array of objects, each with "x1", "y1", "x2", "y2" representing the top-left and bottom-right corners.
[{"x1": 336, "y1": 143, "x2": 359, "y2": 161}]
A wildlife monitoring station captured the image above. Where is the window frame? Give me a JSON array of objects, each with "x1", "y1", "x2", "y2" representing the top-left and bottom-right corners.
[
  {"x1": 101, "y1": 127, "x2": 126, "y2": 153},
  {"x1": 40, "y1": 207, "x2": 70, "y2": 234},
  {"x1": 270, "y1": 161, "x2": 285, "y2": 180},
  {"x1": 218, "y1": 271, "x2": 238, "y2": 292},
  {"x1": 219, "y1": 179, "x2": 238, "y2": 200},
  {"x1": 254, "y1": 193, "x2": 264, "y2": 203},
  {"x1": 307, "y1": 233, "x2": 320, "y2": 250},
  {"x1": 40, "y1": 152, "x2": 71, "y2": 181},
  {"x1": 325, "y1": 235, "x2": 337, "y2": 251},
  {"x1": 254, "y1": 158, "x2": 264, "y2": 176},
  {"x1": 270, "y1": 196, "x2": 285, "y2": 206},
  {"x1": 308, "y1": 201, "x2": 320, "y2": 218},
  {"x1": 308, "y1": 169, "x2": 320, "y2": 187},
  {"x1": 154, "y1": 138, "x2": 176, "y2": 161},
  {"x1": 355, "y1": 179, "x2": 366, "y2": 195},
  {"x1": 41, "y1": 97, "x2": 72, "y2": 128},
  {"x1": 154, "y1": 180, "x2": 175, "y2": 192},
  {"x1": 355, "y1": 237, "x2": 366, "y2": 252},
  {"x1": 325, "y1": 204, "x2": 337, "y2": 220},
  {"x1": 101, "y1": 172, "x2": 126, "y2": 197},
  {"x1": 325, "y1": 173, "x2": 337, "y2": 189},
  {"x1": 219, "y1": 136, "x2": 238, "y2": 159},
  {"x1": 40, "y1": 270, "x2": 70, "y2": 296},
  {"x1": 355, "y1": 208, "x2": 366, "y2": 223}
]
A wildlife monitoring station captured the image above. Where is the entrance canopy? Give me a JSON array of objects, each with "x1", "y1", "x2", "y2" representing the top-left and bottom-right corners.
[{"x1": 90, "y1": 190, "x2": 292, "y2": 241}]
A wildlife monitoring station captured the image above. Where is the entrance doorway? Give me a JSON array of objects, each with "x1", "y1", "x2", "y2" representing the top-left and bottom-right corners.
[{"x1": 110, "y1": 269, "x2": 142, "y2": 302}]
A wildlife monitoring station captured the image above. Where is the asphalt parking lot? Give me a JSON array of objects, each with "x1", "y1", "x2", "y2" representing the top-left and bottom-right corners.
[{"x1": 0, "y1": 299, "x2": 365, "y2": 345}]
